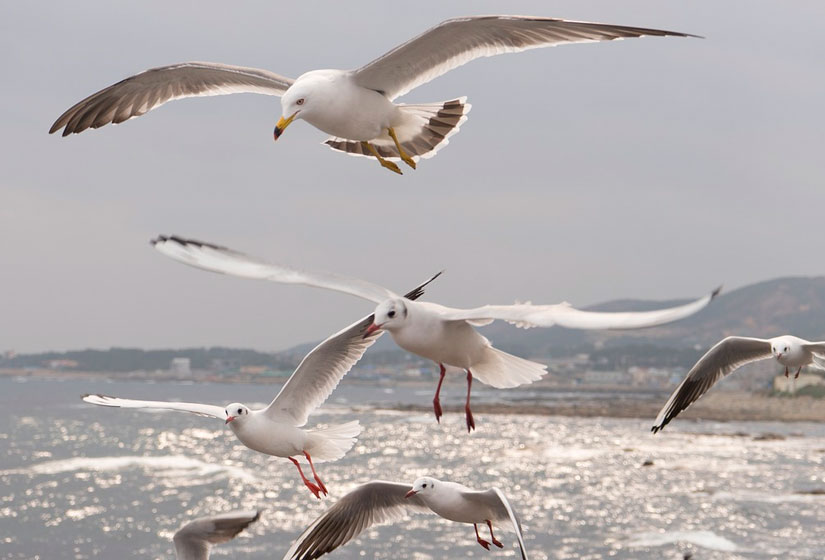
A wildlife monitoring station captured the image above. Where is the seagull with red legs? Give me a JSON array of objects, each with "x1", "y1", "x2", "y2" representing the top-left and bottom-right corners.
[
  {"x1": 80, "y1": 270, "x2": 438, "y2": 498},
  {"x1": 283, "y1": 477, "x2": 529, "y2": 560},
  {"x1": 151, "y1": 235, "x2": 720, "y2": 432}
]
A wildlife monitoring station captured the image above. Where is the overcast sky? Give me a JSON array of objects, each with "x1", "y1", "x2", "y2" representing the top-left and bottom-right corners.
[{"x1": 2, "y1": 1, "x2": 824, "y2": 354}]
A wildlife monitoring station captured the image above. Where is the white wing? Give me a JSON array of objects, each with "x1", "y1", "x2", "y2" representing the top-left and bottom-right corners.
[
  {"x1": 437, "y1": 287, "x2": 720, "y2": 330},
  {"x1": 353, "y1": 16, "x2": 696, "y2": 100},
  {"x1": 50, "y1": 62, "x2": 293, "y2": 135},
  {"x1": 82, "y1": 393, "x2": 226, "y2": 420},
  {"x1": 264, "y1": 272, "x2": 442, "y2": 425},
  {"x1": 651, "y1": 336, "x2": 773, "y2": 433},
  {"x1": 173, "y1": 509, "x2": 260, "y2": 560},
  {"x1": 802, "y1": 341, "x2": 825, "y2": 357},
  {"x1": 459, "y1": 488, "x2": 528, "y2": 560},
  {"x1": 283, "y1": 481, "x2": 431, "y2": 560},
  {"x1": 151, "y1": 235, "x2": 398, "y2": 304}
]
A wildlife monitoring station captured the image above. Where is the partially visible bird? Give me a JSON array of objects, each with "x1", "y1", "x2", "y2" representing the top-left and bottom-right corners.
[
  {"x1": 80, "y1": 269, "x2": 438, "y2": 498},
  {"x1": 283, "y1": 477, "x2": 528, "y2": 560},
  {"x1": 49, "y1": 15, "x2": 696, "y2": 174},
  {"x1": 151, "y1": 235, "x2": 719, "y2": 432},
  {"x1": 652, "y1": 335, "x2": 825, "y2": 433},
  {"x1": 173, "y1": 509, "x2": 260, "y2": 560}
]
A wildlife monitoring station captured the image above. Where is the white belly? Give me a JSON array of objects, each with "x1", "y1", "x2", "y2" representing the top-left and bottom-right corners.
[
  {"x1": 390, "y1": 309, "x2": 488, "y2": 370},
  {"x1": 231, "y1": 415, "x2": 306, "y2": 458},
  {"x1": 303, "y1": 80, "x2": 398, "y2": 140}
]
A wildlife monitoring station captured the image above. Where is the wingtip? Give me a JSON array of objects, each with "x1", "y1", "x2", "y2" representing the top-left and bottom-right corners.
[{"x1": 711, "y1": 285, "x2": 723, "y2": 299}]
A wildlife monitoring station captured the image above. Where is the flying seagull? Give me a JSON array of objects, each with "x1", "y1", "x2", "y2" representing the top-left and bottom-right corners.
[
  {"x1": 652, "y1": 335, "x2": 825, "y2": 433},
  {"x1": 80, "y1": 270, "x2": 438, "y2": 498},
  {"x1": 173, "y1": 509, "x2": 260, "y2": 560},
  {"x1": 49, "y1": 15, "x2": 696, "y2": 174},
  {"x1": 283, "y1": 477, "x2": 528, "y2": 560},
  {"x1": 151, "y1": 235, "x2": 719, "y2": 432}
]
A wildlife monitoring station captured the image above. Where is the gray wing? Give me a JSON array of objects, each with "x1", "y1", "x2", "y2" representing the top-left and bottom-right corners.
[
  {"x1": 173, "y1": 509, "x2": 260, "y2": 560},
  {"x1": 151, "y1": 235, "x2": 398, "y2": 304},
  {"x1": 264, "y1": 272, "x2": 442, "y2": 425},
  {"x1": 283, "y1": 481, "x2": 431, "y2": 560},
  {"x1": 652, "y1": 337, "x2": 773, "y2": 433},
  {"x1": 459, "y1": 488, "x2": 528, "y2": 559},
  {"x1": 50, "y1": 62, "x2": 293, "y2": 136},
  {"x1": 353, "y1": 16, "x2": 696, "y2": 100},
  {"x1": 81, "y1": 393, "x2": 225, "y2": 420},
  {"x1": 437, "y1": 287, "x2": 720, "y2": 330}
]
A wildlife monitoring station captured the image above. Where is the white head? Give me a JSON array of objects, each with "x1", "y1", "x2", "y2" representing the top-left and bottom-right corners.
[
  {"x1": 274, "y1": 71, "x2": 334, "y2": 140},
  {"x1": 363, "y1": 298, "x2": 409, "y2": 338},
  {"x1": 224, "y1": 403, "x2": 250, "y2": 425},
  {"x1": 771, "y1": 337, "x2": 798, "y2": 360},
  {"x1": 405, "y1": 476, "x2": 439, "y2": 499}
]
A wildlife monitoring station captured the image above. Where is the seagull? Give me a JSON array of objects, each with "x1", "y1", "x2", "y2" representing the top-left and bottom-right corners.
[
  {"x1": 151, "y1": 235, "x2": 720, "y2": 432},
  {"x1": 49, "y1": 15, "x2": 696, "y2": 174},
  {"x1": 80, "y1": 270, "x2": 437, "y2": 498},
  {"x1": 652, "y1": 335, "x2": 825, "y2": 433},
  {"x1": 283, "y1": 477, "x2": 528, "y2": 560},
  {"x1": 173, "y1": 509, "x2": 260, "y2": 560}
]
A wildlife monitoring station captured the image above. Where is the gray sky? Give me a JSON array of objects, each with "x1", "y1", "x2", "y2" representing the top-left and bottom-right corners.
[{"x1": 2, "y1": 1, "x2": 824, "y2": 354}]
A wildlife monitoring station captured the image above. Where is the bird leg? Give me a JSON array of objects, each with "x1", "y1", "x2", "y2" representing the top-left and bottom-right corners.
[
  {"x1": 795, "y1": 366, "x2": 802, "y2": 379},
  {"x1": 465, "y1": 369, "x2": 476, "y2": 433},
  {"x1": 784, "y1": 366, "x2": 789, "y2": 378},
  {"x1": 361, "y1": 141, "x2": 402, "y2": 174},
  {"x1": 473, "y1": 523, "x2": 491, "y2": 550},
  {"x1": 387, "y1": 127, "x2": 416, "y2": 169},
  {"x1": 433, "y1": 363, "x2": 446, "y2": 423},
  {"x1": 303, "y1": 451, "x2": 328, "y2": 496},
  {"x1": 486, "y1": 520, "x2": 503, "y2": 548},
  {"x1": 289, "y1": 456, "x2": 323, "y2": 499}
]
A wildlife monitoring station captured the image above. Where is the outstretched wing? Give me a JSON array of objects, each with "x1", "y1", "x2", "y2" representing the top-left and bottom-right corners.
[
  {"x1": 283, "y1": 481, "x2": 430, "y2": 560},
  {"x1": 353, "y1": 16, "x2": 696, "y2": 100},
  {"x1": 81, "y1": 394, "x2": 225, "y2": 420},
  {"x1": 173, "y1": 509, "x2": 260, "y2": 560},
  {"x1": 651, "y1": 336, "x2": 773, "y2": 433},
  {"x1": 265, "y1": 272, "x2": 443, "y2": 425},
  {"x1": 436, "y1": 287, "x2": 720, "y2": 330},
  {"x1": 50, "y1": 62, "x2": 293, "y2": 136},
  {"x1": 151, "y1": 235, "x2": 398, "y2": 304}
]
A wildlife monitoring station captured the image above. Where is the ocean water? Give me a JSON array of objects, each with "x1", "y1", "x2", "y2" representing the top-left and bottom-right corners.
[{"x1": 2, "y1": 377, "x2": 824, "y2": 559}]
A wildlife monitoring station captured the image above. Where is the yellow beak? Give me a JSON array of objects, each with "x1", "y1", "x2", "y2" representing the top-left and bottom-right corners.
[{"x1": 273, "y1": 112, "x2": 297, "y2": 141}]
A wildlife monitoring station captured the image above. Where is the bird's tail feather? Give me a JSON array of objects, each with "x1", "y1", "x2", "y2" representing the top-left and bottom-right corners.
[
  {"x1": 324, "y1": 97, "x2": 471, "y2": 161},
  {"x1": 305, "y1": 420, "x2": 360, "y2": 462},
  {"x1": 470, "y1": 346, "x2": 547, "y2": 389}
]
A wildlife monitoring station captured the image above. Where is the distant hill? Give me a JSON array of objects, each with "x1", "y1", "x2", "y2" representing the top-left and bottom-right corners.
[{"x1": 6, "y1": 276, "x2": 825, "y2": 372}]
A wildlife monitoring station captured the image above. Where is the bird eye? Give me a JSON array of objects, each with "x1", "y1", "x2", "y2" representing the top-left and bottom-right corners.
[
  {"x1": 296, "y1": 98, "x2": 305, "y2": 106},
  {"x1": 237, "y1": 408, "x2": 243, "y2": 414},
  {"x1": 423, "y1": 483, "x2": 427, "y2": 487},
  {"x1": 388, "y1": 310, "x2": 396, "y2": 318},
  {"x1": 785, "y1": 347, "x2": 789, "y2": 352}
]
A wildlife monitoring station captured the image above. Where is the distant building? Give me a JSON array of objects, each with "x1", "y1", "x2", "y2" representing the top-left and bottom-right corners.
[
  {"x1": 210, "y1": 357, "x2": 242, "y2": 373},
  {"x1": 170, "y1": 357, "x2": 191, "y2": 376},
  {"x1": 239, "y1": 365, "x2": 268, "y2": 375},
  {"x1": 45, "y1": 359, "x2": 79, "y2": 370}
]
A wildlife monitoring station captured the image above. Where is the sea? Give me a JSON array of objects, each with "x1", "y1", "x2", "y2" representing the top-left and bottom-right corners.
[{"x1": 2, "y1": 376, "x2": 824, "y2": 559}]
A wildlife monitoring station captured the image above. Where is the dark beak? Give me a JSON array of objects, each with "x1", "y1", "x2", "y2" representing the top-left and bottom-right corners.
[
  {"x1": 363, "y1": 323, "x2": 382, "y2": 339},
  {"x1": 404, "y1": 489, "x2": 417, "y2": 499}
]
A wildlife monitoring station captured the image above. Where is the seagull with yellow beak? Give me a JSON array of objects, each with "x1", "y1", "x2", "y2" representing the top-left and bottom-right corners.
[{"x1": 50, "y1": 15, "x2": 696, "y2": 173}]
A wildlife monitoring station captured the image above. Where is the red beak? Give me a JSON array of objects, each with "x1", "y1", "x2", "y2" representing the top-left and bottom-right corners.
[
  {"x1": 404, "y1": 489, "x2": 417, "y2": 499},
  {"x1": 363, "y1": 323, "x2": 382, "y2": 339},
  {"x1": 225, "y1": 416, "x2": 235, "y2": 424}
]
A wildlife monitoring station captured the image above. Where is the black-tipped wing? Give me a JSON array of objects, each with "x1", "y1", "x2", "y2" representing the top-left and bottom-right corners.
[
  {"x1": 264, "y1": 272, "x2": 442, "y2": 425},
  {"x1": 151, "y1": 235, "x2": 398, "y2": 304},
  {"x1": 354, "y1": 16, "x2": 696, "y2": 100},
  {"x1": 173, "y1": 509, "x2": 260, "y2": 560},
  {"x1": 437, "y1": 287, "x2": 719, "y2": 330},
  {"x1": 652, "y1": 337, "x2": 773, "y2": 433},
  {"x1": 82, "y1": 394, "x2": 225, "y2": 420},
  {"x1": 50, "y1": 62, "x2": 293, "y2": 136},
  {"x1": 283, "y1": 481, "x2": 430, "y2": 560}
]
